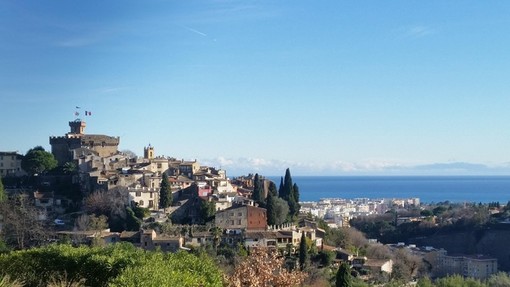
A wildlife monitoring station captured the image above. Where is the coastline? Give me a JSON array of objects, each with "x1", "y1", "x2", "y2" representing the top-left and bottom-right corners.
[{"x1": 266, "y1": 175, "x2": 510, "y2": 204}]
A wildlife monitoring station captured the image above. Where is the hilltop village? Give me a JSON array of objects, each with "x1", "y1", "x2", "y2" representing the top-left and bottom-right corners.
[{"x1": 1, "y1": 119, "x2": 509, "y2": 286}]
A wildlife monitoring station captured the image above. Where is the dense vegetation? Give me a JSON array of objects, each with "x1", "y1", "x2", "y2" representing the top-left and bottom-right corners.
[
  {"x1": 0, "y1": 243, "x2": 223, "y2": 287},
  {"x1": 349, "y1": 202, "x2": 506, "y2": 244}
]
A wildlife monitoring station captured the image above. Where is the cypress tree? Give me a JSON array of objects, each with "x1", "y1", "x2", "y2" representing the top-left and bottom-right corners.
[
  {"x1": 266, "y1": 194, "x2": 289, "y2": 226},
  {"x1": 335, "y1": 262, "x2": 352, "y2": 287},
  {"x1": 0, "y1": 176, "x2": 5, "y2": 202},
  {"x1": 299, "y1": 232, "x2": 308, "y2": 270},
  {"x1": 268, "y1": 181, "x2": 278, "y2": 197},
  {"x1": 278, "y1": 177, "x2": 284, "y2": 196},
  {"x1": 290, "y1": 183, "x2": 301, "y2": 217},
  {"x1": 288, "y1": 194, "x2": 298, "y2": 219},
  {"x1": 252, "y1": 173, "x2": 264, "y2": 204},
  {"x1": 266, "y1": 193, "x2": 276, "y2": 226},
  {"x1": 281, "y1": 168, "x2": 294, "y2": 201},
  {"x1": 159, "y1": 173, "x2": 172, "y2": 210}
]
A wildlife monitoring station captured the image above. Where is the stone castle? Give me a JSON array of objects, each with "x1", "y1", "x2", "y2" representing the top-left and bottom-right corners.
[{"x1": 49, "y1": 120, "x2": 120, "y2": 165}]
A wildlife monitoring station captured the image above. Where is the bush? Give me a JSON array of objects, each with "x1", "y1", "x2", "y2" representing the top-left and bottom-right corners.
[{"x1": 0, "y1": 243, "x2": 223, "y2": 287}]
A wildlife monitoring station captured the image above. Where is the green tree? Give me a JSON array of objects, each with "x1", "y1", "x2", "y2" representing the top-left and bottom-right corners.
[
  {"x1": 417, "y1": 277, "x2": 434, "y2": 287},
  {"x1": 280, "y1": 168, "x2": 294, "y2": 201},
  {"x1": 199, "y1": 200, "x2": 216, "y2": 224},
  {"x1": 336, "y1": 262, "x2": 352, "y2": 287},
  {"x1": 316, "y1": 250, "x2": 335, "y2": 267},
  {"x1": 278, "y1": 177, "x2": 284, "y2": 195},
  {"x1": 268, "y1": 181, "x2": 278, "y2": 197},
  {"x1": 159, "y1": 173, "x2": 172, "y2": 210},
  {"x1": 288, "y1": 183, "x2": 301, "y2": 217},
  {"x1": 299, "y1": 232, "x2": 309, "y2": 270},
  {"x1": 132, "y1": 206, "x2": 150, "y2": 220},
  {"x1": 252, "y1": 173, "x2": 264, "y2": 204},
  {"x1": 0, "y1": 176, "x2": 6, "y2": 203},
  {"x1": 435, "y1": 274, "x2": 485, "y2": 287},
  {"x1": 487, "y1": 272, "x2": 510, "y2": 287},
  {"x1": 21, "y1": 146, "x2": 57, "y2": 175},
  {"x1": 62, "y1": 161, "x2": 78, "y2": 175},
  {"x1": 267, "y1": 194, "x2": 290, "y2": 226},
  {"x1": 125, "y1": 207, "x2": 142, "y2": 231},
  {"x1": 0, "y1": 243, "x2": 224, "y2": 287}
]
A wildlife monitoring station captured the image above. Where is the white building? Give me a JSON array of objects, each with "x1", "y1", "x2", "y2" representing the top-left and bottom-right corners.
[{"x1": 128, "y1": 186, "x2": 159, "y2": 210}]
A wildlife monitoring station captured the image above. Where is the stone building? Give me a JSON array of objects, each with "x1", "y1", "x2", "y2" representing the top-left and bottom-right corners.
[
  {"x1": 0, "y1": 151, "x2": 25, "y2": 177},
  {"x1": 435, "y1": 252, "x2": 498, "y2": 280},
  {"x1": 215, "y1": 204, "x2": 267, "y2": 231},
  {"x1": 50, "y1": 120, "x2": 120, "y2": 165}
]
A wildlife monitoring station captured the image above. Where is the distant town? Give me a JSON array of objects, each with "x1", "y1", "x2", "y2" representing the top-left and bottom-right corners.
[{"x1": 1, "y1": 119, "x2": 509, "y2": 286}]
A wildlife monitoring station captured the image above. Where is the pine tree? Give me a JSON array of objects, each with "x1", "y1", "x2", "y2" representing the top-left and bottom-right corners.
[
  {"x1": 159, "y1": 173, "x2": 172, "y2": 210},
  {"x1": 252, "y1": 173, "x2": 264, "y2": 204},
  {"x1": 0, "y1": 175, "x2": 6, "y2": 202},
  {"x1": 299, "y1": 232, "x2": 309, "y2": 270},
  {"x1": 335, "y1": 262, "x2": 352, "y2": 287}
]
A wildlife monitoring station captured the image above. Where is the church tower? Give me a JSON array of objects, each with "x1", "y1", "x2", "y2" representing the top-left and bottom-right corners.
[{"x1": 144, "y1": 144, "x2": 154, "y2": 160}]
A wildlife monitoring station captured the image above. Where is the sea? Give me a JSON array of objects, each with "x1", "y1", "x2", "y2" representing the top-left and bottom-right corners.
[{"x1": 266, "y1": 176, "x2": 510, "y2": 204}]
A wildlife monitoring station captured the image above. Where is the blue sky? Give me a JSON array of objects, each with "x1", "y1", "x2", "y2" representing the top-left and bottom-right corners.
[{"x1": 1, "y1": 1, "x2": 510, "y2": 176}]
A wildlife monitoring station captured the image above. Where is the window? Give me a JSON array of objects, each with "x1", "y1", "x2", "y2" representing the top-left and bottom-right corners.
[
  {"x1": 139, "y1": 200, "x2": 144, "y2": 206},
  {"x1": 150, "y1": 192, "x2": 153, "y2": 198},
  {"x1": 136, "y1": 191, "x2": 141, "y2": 197},
  {"x1": 149, "y1": 200, "x2": 154, "y2": 208},
  {"x1": 237, "y1": 219, "x2": 241, "y2": 225},
  {"x1": 230, "y1": 220, "x2": 234, "y2": 225},
  {"x1": 238, "y1": 212, "x2": 242, "y2": 216}
]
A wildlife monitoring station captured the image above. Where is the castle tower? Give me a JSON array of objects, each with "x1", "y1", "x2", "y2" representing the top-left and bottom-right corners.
[
  {"x1": 50, "y1": 119, "x2": 120, "y2": 165},
  {"x1": 68, "y1": 120, "x2": 86, "y2": 135},
  {"x1": 144, "y1": 144, "x2": 154, "y2": 160}
]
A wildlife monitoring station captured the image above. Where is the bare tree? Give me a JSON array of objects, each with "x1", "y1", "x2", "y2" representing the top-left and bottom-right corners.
[
  {"x1": 84, "y1": 187, "x2": 128, "y2": 218},
  {"x1": 366, "y1": 243, "x2": 392, "y2": 259},
  {"x1": 392, "y1": 248, "x2": 423, "y2": 281},
  {"x1": 227, "y1": 248, "x2": 307, "y2": 287},
  {"x1": 0, "y1": 194, "x2": 48, "y2": 249}
]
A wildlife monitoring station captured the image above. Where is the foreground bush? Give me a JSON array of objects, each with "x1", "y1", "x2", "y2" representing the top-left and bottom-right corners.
[{"x1": 0, "y1": 243, "x2": 222, "y2": 287}]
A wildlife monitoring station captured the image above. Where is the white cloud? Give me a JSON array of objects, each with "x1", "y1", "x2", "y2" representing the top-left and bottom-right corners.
[
  {"x1": 402, "y1": 25, "x2": 435, "y2": 38},
  {"x1": 201, "y1": 157, "x2": 510, "y2": 176}
]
